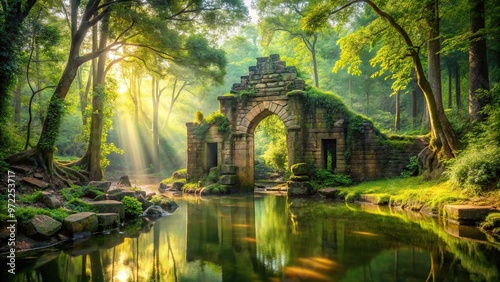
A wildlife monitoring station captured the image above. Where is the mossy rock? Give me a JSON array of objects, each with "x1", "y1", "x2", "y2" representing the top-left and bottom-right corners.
[
  {"x1": 291, "y1": 163, "x2": 310, "y2": 176},
  {"x1": 290, "y1": 175, "x2": 310, "y2": 182},
  {"x1": 63, "y1": 212, "x2": 98, "y2": 233}
]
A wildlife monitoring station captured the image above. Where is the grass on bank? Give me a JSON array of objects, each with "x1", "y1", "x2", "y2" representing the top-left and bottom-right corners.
[{"x1": 336, "y1": 176, "x2": 500, "y2": 212}]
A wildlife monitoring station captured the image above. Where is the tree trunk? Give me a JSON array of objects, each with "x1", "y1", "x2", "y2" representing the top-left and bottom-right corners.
[
  {"x1": 7, "y1": 0, "x2": 102, "y2": 179},
  {"x1": 455, "y1": 62, "x2": 461, "y2": 112},
  {"x1": 86, "y1": 8, "x2": 111, "y2": 181},
  {"x1": 427, "y1": 0, "x2": 444, "y2": 113},
  {"x1": 468, "y1": 0, "x2": 490, "y2": 122},
  {"x1": 152, "y1": 77, "x2": 160, "y2": 172},
  {"x1": 395, "y1": 90, "x2": 400, "y2": 131},
  {"x1": 447, "y1": 62, "x2": 452, "y2": 109},
  {"x1": 14, "y1": 79, "x2": 22, "y2": 124}
]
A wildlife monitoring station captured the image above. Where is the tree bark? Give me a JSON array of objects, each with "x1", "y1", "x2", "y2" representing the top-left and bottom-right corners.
[
  {"x1": 468, "y1": 0, "x2": 490, "y2": 122},
  {"x1": 426, "y1": 0, "x2": 443, "y2": 113},
  {"x1": 447, "y1": 62, "x2": 452, "y2": 109},
  {"x1": 86, "y1": 5, "x2": 111, "y2": 181},
  {"x1": 455, "y1": 62, "x2": 461, "y2": 112},
  {"x1": 395, "y1": 90, "x2": 400, "y2": 131}
]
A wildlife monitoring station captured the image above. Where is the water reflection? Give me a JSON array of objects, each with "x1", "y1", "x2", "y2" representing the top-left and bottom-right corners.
[{"x1": 4, "y1": 195, "x2": 500, "y2": 281}]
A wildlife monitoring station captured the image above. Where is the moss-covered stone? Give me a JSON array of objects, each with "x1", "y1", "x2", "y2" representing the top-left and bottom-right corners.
[
  {"x1": 291, "y1": 163, "x2": 310, "y2": 176},
  {"x1": 88, "y1": 200, "x2": 125, "y2": 219},
  {"x1": 63, "y1": 212, "x2": 98, "y2": 233}
]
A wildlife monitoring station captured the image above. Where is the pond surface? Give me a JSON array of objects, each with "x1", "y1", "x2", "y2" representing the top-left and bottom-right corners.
[{"x1": 4, "y1": 194, "x2": 500, "y2": 281}]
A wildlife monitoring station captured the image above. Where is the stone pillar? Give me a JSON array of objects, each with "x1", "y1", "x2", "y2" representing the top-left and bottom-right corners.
[
  {"x1": 287, "y1": 125, "x2": 304, "y2": 167},
  {"x1": 233, "y1": 133, "x2": 254, "y2": 192},
  {"x1": 186, "y1": 122, "x2": 205, "y2": 181},
  {"x1": 217, "y1": 95, "x2": 237, "y2": 131}
]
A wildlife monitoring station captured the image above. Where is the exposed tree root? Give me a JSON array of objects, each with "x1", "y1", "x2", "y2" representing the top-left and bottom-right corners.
[{"x1": 6, "y1": 148, "x2": 89, "y2": 188}]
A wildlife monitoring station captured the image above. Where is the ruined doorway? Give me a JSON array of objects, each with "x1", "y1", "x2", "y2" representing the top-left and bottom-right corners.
[
  {"x1": 322, "y1": 139, "x2": 337, "y2": 171},
  {"x1": 207, "y1": 142, "x2": 218, "y2": 170}
]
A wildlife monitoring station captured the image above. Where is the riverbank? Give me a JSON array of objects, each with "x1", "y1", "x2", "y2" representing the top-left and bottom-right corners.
[{"x1": 335, "y1": 176, "x2": 500, "y2": 210}]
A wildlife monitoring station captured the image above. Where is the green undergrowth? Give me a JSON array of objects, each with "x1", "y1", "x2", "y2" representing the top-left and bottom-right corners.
[
  {"x1": 60, "y1": 185, "x2": 104, "y2": 201},
  {"x1": 336, "y1": 176, "x2": 470, "y2": 211},
  {"x1": 16, "y1": 207, "x2": 69, "y2": 225}
]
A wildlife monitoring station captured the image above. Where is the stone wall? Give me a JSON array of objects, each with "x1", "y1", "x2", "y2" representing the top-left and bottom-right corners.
[{"x1": 186, "y1": 54, "x2": 427, "y2": 191}]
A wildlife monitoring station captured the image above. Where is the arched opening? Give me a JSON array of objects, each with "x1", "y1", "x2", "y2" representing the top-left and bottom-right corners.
[{"x1": 251, "y1": 114, "x2": 288, "y2": 187}]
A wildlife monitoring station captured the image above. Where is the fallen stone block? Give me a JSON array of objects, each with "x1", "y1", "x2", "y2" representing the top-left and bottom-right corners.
[
  {"x1": 444, "y1": 205, "x2": 495, "y2": 225},
  {"x1": 88, "y1": 200, "x2": 125, "y2": 220},
  {"x1": 63, "y1": 212, "x2": 98, "y2": 233},
  {"x1": 24, "y1": 214, "x2": 62, "y2": 239},
  {"x1": 96, "y1": 213, "x2": 120, "y2": 230}
]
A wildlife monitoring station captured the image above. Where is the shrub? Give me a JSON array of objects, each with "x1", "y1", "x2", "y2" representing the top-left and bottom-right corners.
[
  {"x1": 19, "y1": 191, "x2": 43, "y2": 204},
  {"x1": 401, "y1": 156, "x2": 420, "y2": 178},
  {"x1": 312, "y1": 168, "x2": 352, "y2": 189},
  {"x1": 122, "y1": 196, "x2": 143, "y2": 217},
  {"x1": 448, "y1": 145, "x2": 500, "y2": 194}
]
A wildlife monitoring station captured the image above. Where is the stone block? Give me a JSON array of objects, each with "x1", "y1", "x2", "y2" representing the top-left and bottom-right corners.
[
  {"x1": 106, "y1": 188, "x2": 136, "y2": 201},
  {"x1": 318, "y1": 188, "x2": 338, "y2": 198},
  {"x1": 41, "y1": 193, "x2": 62, "y2": 209},
  {"x1": 220, "y1": 165, "x2": 238, "y2": 175},
  {"x1": 89, "y1": 200, "x2": 125, "y2": 219},
  {"x1": 290, "y1": 163, "x2": 310, "y2": 176},
  {"x1": 444, "y1": 205, "x2": 494, "y2": 225},
  {"x1": 287, "y1": 181, "x2": 313, "y2": 196},
  {"x1": 22, "y1": 177, "x2": 49, "y2": 189},
  {"x1": 220, "y1": 175, "x2": 237, "y2": 185},
  {"x1": 24, "y1": 214, "x2": 62, "y2": 239},
  {"x1": 88, "y1": 181, "x2": 112, "y2": 193},
  {"x1": 96, "y1": 213, "x2": 120, "y2": 230},
  {"x1": 63, "y1": 212, "x2": 98, "y2": 233}
]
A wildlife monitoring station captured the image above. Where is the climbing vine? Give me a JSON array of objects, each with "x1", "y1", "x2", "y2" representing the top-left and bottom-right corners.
[{"x1": 38, "y1": 96, "x2": 66, "y2": 151}]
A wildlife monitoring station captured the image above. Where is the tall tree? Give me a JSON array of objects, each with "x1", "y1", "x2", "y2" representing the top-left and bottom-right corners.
[
  {"x1": 468, "y1": 0, "x2": 490, "y2": 122},
  {"x1": 303, "y1": 0, "x2": 460, "y2": 162},
  {"x1": 0, "y1": 0, "x2": 37, "y2": 151},
  {"x1": 7, "y1": 0, "x2": 246, "y2": 183},
  {"x1": 258, "y1": 0, "x2": 321, "y2": 87}
]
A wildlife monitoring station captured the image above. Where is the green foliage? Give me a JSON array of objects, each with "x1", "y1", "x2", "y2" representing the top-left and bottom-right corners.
[
  {"x1": 193, "y1": 111, "x2": 230, "y2": 137},
  {"x1": 66, "y1": 198, "x2": 96, "y2": 212},
  {"x1": 60, "y1": 186, "x2": 104, "y2": 201},
  {"x1": 38, "y1": 96, "x2": 66, "y2": 151},
  {"x1": 194, "y1": 111, "x2": 204, "y2": 124},
  {"x1": 121, "y1": 196, "x2": 143, "y2": 217},
  {"x1": 19, "y1": 191, "x2": 43, "y2": 204},
  {"x1": 448, "y1": 145, "x2": 500, "y2": 194},
  {"x1": 311, "y1": 168, "x2": 352, "y2": 189},
  {"x1": 239, "y1": 89, "x2": 255, "y2": 103},
  {"x1": 204, "y1": 183, "x2": 226, "y2": 194},
  {"x1": 401, "y1": 156, "x2": 421, "y2": 178},
  {"x1": 255, "y1": 115, "x2": 288, "y2": 173},
  {"x1": 448, "y1": 85, "x2": 500, "y2": 193},
  {"x1": 16, "y1": 207, "x2": 69, "y2": 225},
  {"x1": 480, "y1": 213, "x2": 500, "y2": 235}
]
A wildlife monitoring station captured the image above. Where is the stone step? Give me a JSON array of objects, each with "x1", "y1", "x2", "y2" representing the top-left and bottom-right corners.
[
  {"x1": 63, "y1": 212, "x2": 98, "y2": 234},
  {"x1": 444, "y1": 205, "x2": 496, "y2": 225},
  {"x1": 96, "y1": 213, "x2": 120, "y2": 231},
  {"x1": 88, "y1": 200, "x2": 125, "y2": 219}
]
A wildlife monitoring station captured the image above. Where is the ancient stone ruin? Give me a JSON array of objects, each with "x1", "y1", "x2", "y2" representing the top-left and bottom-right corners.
[{"x1": 186, "y1": 54, "x2": 427, "y2": 192}]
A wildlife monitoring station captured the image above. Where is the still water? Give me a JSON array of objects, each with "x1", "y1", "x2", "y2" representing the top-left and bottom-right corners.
[{"x1": 4, "y1": 194, "x2": 500, "y2": 281}]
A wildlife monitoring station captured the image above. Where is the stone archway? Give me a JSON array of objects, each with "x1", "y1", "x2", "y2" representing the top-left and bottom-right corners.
[{"x1": 185, "y1": 54, "x2": 427, "y2": 193}]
